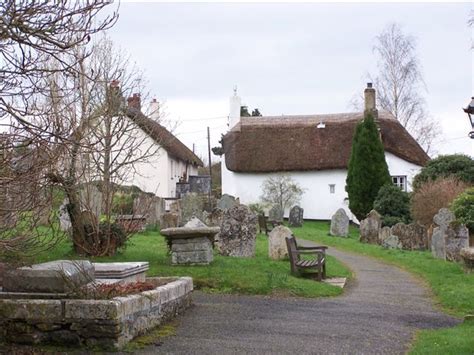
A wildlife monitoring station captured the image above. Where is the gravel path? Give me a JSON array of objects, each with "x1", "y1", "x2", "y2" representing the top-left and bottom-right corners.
[{"x1": 140, "y1": 245, "x2": 460, "y2": 355}]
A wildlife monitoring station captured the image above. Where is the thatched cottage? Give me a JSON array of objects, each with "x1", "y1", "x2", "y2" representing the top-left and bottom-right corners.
[{"x1": 221, "y1": 84, "x2": 429, "y2": 221}]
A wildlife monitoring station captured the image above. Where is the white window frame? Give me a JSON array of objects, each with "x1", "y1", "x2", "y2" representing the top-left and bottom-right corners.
[
  {"x1": 392, "y1": 175, "x2": 407, "y2": 191},
  {"x1": 329, "y1": 184, "x2": 335, "y2": 194}
]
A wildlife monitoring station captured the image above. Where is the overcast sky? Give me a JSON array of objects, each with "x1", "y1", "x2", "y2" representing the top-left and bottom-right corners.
[{"x1": 107, "y1": 2, "x2": 473, "y2": 162}]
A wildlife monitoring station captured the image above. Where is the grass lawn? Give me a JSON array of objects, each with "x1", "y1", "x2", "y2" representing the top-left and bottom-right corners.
[
  {"x1": 292, "y1": 220, "x2": 474, "y2": 355},
  {"x1": 34, "y1": 230, "x2": 351, "y2": 298}
]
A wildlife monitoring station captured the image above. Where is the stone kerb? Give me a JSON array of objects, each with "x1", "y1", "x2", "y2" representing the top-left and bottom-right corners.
[{"x1": 0, "y1": 277, "x2": 193, "y2": 350}]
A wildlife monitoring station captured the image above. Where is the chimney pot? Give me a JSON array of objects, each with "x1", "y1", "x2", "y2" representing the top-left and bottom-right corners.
[
  {"x1": 367, "y1": 82, "x2": 373, "y2": 88},
  {"x1": 127, "y1": 93, "x2": 141, "y2": 111}
]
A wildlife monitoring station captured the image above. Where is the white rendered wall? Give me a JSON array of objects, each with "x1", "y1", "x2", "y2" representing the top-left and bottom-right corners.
[
  {"x1": 222, "y1": 151, "x2": 423, "y2": 220},
  {"x1": 385, "y1": 152, "x2": 422, "y2": 192}
]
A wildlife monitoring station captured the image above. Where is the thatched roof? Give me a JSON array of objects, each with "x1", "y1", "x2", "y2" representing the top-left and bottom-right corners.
[
  {"x1": 126, "y1": 108, "x2": 203, "y2": 167},
  {"x1": 223, "y1": 111, "x2": 429, "y2": 173}
]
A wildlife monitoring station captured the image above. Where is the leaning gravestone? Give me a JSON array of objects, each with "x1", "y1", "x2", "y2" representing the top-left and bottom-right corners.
[
  {"x1": 268, "y1": 205, "x2": 284, "y2": 223},
  {"x1": 3, "y1": 260, "x2": 94, "y2": 293},
  {"x1": 268, "y1": 225, "x2": 292, "y2": 260},
  {"x1": 219, "y1": 205, "x2": 257, "y2": 257},
  {"x1": 330, "y1": 208, "x2": 349, "y2": 237},
  {"x1": 359, "y1": 210, "x2": 381, "y2": 244},
  {"x1": 288, "y1": 206, "x2": 304, "y2": 227},
  {"x1": 217, "y1": 194, "x2": 238, "y2": 211}
]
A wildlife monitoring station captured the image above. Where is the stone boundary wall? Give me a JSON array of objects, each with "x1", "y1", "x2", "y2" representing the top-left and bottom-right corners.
[{"x1": 0, "y1": 277, "x2": 193, "y2": 350}]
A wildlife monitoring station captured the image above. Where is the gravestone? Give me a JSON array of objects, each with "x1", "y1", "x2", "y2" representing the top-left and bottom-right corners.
[
  {"x1": 460, "y1": 247, "x2": 474, "y2": 273},
  {"x1": 390, "y1": 223, "x2": 428, "y2": 250},
  {"x1": 59, "y1": 199, "x2": 71, "y2": 232},
  {"x1": 379, "y1": 226, "x2": 397, "y2": 248},
  {"x1": 268, "y1": 205, "x2": 284, "y2": 223},
  {"x1": 268, "y1": 225, "x2": 292, "y2": 260},
  {"x1": 360, "y1": 210, "x2": 381, "y2": 244},
  {"x1": 288, "y1": 206, "x2": 304, "y2": 227},
  {"x1": 431, "y1": 208, "x2": 469, "y2": 261},
  {"x1": 219, "y1": 204, "x2": 257, "y2": 257},
  {"x1": 330, "y1": 208, "x2": 349, "y2": 237},
  {"x1": 133, "y1": 194, "x2": 165, "y2": 225},
  {"x1": 160, "y1": 212, "x2": 179, "y2": 229},
  {"x1": 217, "y1": 194, "x2": 238, "y2": 211},
  {"x1": 180, "y1": 193, "x2": 206, "y2": 226},
  {"x1": 3, "y1": 260, "x2": 94, "y2": 293},
  {"x1": 93, "y1": 262, "x2": 149, "y2": 283}
]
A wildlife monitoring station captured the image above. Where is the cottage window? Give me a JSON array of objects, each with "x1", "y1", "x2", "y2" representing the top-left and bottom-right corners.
[
  {"x1": 392, "y1": 176, "x2": 407, "y2": 191},
  {"x1": 329, "y1": 184, "x2": 335, "y2": 194}
]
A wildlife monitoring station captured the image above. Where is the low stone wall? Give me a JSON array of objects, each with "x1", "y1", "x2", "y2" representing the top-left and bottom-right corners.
[{"x1": 0, "y1": 277, "x2": 193, "y2": 350}]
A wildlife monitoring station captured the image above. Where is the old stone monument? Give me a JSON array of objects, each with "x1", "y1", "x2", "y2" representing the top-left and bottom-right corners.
[
  {"x1": 390, "y1": 223, "x2": 428, "y2": 250},
  {"x1": 288, "y1": 206, "x2": 304, "y2": 227},
  {"x1": 219, "y1": 204, "x2": 257, "y2": 257},
  {"x1": 133, "y1": 194, "x2": 165, "y2": 225},
  {"x1": 360, "y1": 210, "x2": 382, "y2": 244},
  {"x1": 217, "y1": 194, "x2": 238, "y2": 211},
  {"x1": 431, "y1": 208, "x2": 469, "y2": 262},
  {"x1": 160, "y1": 218, "x2": 219, "y2": 265},
  {"x1": 2, "y1": 260, "x2": 94, "y2": 293},
  {"x1": 268, "y1": 225, "x2": 292, "y2": 260},
  {"x1": 268, "y1": 204, "x2": 284, "y2": 223},
  {"x1": 330, "y1": 208, "x2": 349, "y2": 237}
]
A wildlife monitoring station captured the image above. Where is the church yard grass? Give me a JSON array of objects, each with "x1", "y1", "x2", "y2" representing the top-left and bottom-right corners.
[{"x1": 34, "y1": 230, "x2": 351, "y2": 299}]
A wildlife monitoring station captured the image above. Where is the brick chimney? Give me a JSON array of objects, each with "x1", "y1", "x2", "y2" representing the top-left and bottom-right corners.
[
  {"x1": 149, "y1": 98, "x2": 160, "y2": 121},
  {"x1": 127, "y1": 93, "x2": 141, "y2": 111},
  {"x1": 364, "y1": 83, "x2": 377, "y2": 117}
]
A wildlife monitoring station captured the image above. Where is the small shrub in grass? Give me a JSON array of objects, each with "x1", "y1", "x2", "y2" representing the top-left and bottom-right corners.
[
  {"x1": 373, "y1": 184, "x2": 411, "y2": 227},
  {"x1": 411, "y1": 177, "x2": 469, "y2": 227},
  {"x1": 451, "y1": 187, "x2": 474, "y2": 234}
]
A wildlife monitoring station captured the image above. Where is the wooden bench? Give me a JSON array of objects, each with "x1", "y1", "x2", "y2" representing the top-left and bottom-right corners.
[
  {"x1": 285, "y1": 236, "x2": 327, "y2": 281},
  {"x1": 258, "y1": 214, "x2": 282, "y2": 235}
]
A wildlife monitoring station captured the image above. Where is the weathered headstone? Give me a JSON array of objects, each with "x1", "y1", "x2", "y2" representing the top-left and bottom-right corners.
[
  {"x1": 219, "y1": 205, "x2": 257, "y2": 257},
  {"x1": 133, "y1": 194, "x2": 165, "y2": 225},
  {"x1": 180, "y1": 193, "x2": 206, "y2": 226},
  {"x1": 268, "y1": 225, "x2": 292, "y2": 260},
  {"x1": 202, "y1": 208, "x2": 224, "y2": 227},
  {"x1": 330, "y1": 208, "x2": 349, "y2": 237},
  {"x1": 217, "y1": 194, "x2": 238, "y2": 211},
  {"x1": 268, "y1": 204, "x2": 284, "y2": 223},
  {"x1": 359, "y1": 210, "x2": 381, "y2": 244},
  {"x1": 431, "y1": 208, "x2": 469, "y2": 261},
  {"x1": 59, "y1": 199, "x2": 71, "y2": 232},
  {"x1": 288, "y1": 206, "x2": 304, "y2": 227},
  {"x1": 460, "y1": 247, "x2": 474, "y2": 273},
  {"x1": 446, "y1": 224, "x2": 470, "y2": 262},
  {"x1": 160, "y1": 212, "x2": 179, "y2": 229},
  {"x1": 3, "y1": 260, "x2": 94, "y2": 293},
  {"x1": 381, "y1": 234, "x2": 402, "y2": 250},
  {"x1": 390, "y1": 223, "x2": 428, "y2": 251}
]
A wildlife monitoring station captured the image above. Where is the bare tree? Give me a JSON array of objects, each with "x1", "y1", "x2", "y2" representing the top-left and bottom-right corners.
[
  {"x1": 46, "y1": 36, "x2": 161, "y2": 256},
  {"x1": 0, "y1": 1, "x2": 117, "y2": 261},
  {"x1": 371, "y1": 23, "x2": 441, "y2": 154},
  {"x1": 260, "y1": 174, "x2": 304, "y2": 212}
]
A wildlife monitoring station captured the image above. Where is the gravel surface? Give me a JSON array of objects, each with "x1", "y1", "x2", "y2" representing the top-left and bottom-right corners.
[{"x1": 138, "y1": 245, "x2": 460, "y2": 355}]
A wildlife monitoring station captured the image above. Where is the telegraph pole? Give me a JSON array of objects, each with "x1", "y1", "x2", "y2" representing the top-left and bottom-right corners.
[{"x1": 207, "y1": 127, "x2": 212, "y2": 205}]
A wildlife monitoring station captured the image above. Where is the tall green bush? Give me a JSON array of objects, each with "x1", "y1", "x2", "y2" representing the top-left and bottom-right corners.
[
  {"x1": 413, "y1": 154, "x2": 474, "y2": 190},
  {"x1": 451, "y1": 187, "x2": 474, "y2": 234},
  {"x1": 346, "y1": 113, "x2": 391, "y2": 220},
  {"x1": 373, "y1": 184, "x2": 411, "y2": 226}
]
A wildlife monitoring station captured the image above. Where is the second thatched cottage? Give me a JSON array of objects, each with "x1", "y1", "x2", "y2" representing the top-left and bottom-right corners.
[{"x1": 221, "y1": 84, "x2": 430, "y2": 221}]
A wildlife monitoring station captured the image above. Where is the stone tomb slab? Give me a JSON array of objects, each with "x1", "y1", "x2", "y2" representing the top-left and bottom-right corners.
[
  {"x1": 2, "y1": 260, "x2": 94, "y2": 293},
  {"x1": 93, "y1": 262, "x2": 149, "y2": 283}
]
